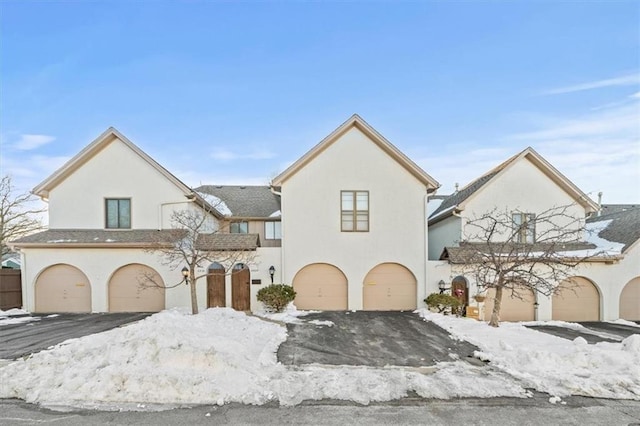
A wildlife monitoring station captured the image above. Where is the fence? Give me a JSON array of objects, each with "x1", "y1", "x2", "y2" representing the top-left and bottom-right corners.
[{"x1": 0, "y1": 269, "x2": 22, "y2": 310}]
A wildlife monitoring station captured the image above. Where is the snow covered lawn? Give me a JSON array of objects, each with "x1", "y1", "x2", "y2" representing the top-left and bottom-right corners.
[{"x1": 0, "y1": 307, "x2": 638, "y2": 411}]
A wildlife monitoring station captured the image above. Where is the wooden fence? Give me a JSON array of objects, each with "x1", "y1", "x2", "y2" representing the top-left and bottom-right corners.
[{"x1": 0, "y1": 269, "x2": 22, "y2": 310}]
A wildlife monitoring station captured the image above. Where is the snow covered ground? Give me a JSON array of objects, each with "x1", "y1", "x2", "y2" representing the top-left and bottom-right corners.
[
  {"x1": 0, "y1": 307, "x2": 638, "y2": 411},
  {"x1": 0, "y1": 308, "x2": 40, "y2": 326}
]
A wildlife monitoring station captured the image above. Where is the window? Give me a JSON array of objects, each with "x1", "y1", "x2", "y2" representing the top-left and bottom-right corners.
[
  {"x1": 105, "y1": 199, "x2": 131, "y2": 229},
  {"x1": 230, "y1": 221, "x2": 248, "y2": 234},
  {"x1": 341, "y1": 191, "x2": 369, "y2": 232},
  {"x1": 265, "y1": 221, "x2": 281, "y2": 239},
  {"x1": 512, "y1": 213, "x2": 535, "y2": 243}
]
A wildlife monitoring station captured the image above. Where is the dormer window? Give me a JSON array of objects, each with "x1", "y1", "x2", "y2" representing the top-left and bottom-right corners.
[
  {"x1": 512, "y1": 213, "x2": 535, "y2": 243},
  {"x1": 341, "y1": 191, "x2": 369, "y2": 232},
  {"x1": 105, "y1": 198, "x2": 131, "y2": 229}
]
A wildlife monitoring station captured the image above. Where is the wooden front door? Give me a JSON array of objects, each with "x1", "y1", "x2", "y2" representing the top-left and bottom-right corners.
[
  {"x1": 231, "y1": 265, "x2": 250, "y2": 311},
  {"x1": 207, "y1": 266, "x2": 226, "y2": 308},
  {"x1": 451, "y1": 276, "x2": 469, "y2": 307}
]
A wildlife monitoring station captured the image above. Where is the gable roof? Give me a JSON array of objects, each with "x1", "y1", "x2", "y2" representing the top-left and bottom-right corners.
[
  {"x1": 34, "y1": 127, "x2": 190, "y2": 199},
  {"x1": 196, "y1": 185, "x2": 281, "y2": 219},
  {"x1": 271, "y1": 114, "x2": 440, "y2": 191},
  {"x1": 31, "y1": 127, "x2": 223, "y2": 219},
  {"x1": 428, "y1": 147, "x2": 599, "y2": 224},
  {"x1": 586, "y1": 204, "x2": 640, "y2": 253}
]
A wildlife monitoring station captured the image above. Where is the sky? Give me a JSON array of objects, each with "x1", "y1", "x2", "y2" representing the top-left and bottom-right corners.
[{"x1": 1, "y1": 1, "x2": 639, "y2": 204}]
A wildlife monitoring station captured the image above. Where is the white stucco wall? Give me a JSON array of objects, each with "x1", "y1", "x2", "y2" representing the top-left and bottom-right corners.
[
  {"x1": 48, "y1": 138, "x2": 192, "y2": 230},
  {"x1": 20, "y1": 244, "x2": 282, "y2": 313},
  {"x1": 462, "y1": 159, "x2": 587, "y2": 242},
  {"x1": 281, "y1": 126, "x2": 430, "y2": 309},
  {"x1": 428, "y1": 215, "x2": 461, "y2": 260}
]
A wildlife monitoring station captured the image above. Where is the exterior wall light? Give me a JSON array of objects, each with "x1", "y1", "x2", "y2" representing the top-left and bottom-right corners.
[{"x1": 268, "y1": 265, "x2": 275, "y2": 284}]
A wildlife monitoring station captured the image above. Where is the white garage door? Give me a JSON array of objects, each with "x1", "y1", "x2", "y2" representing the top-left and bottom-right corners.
[
  {"x1": 363, "y1": 263, "x2": 416, "y2": 311},
  {"x1": 109, "y1": 264, "x2": 165, "y2": 312},
  {"x1": 35, "y1": 264, "x2": 91, "y2": 313},
  {"x1": 552, "y1": 277, "x2": 600, "y2": 321},
  {"x1": 293, "y1": 263, "x2": 348, "y2": 310}
]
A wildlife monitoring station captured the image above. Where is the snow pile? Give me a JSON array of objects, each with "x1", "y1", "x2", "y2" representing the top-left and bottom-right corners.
[
  {"x1": 419, "y1": 309, "x2": 640, "y2": 400},
  {"x1": 0, "y1": 308, "x2": 526, "y2": 410},
  {"x1": 253, "y1": 303, "x2": 318, "y2": 324},
  {"x1": 0, "y1": 309, "x2": 39, "y2": 327}
]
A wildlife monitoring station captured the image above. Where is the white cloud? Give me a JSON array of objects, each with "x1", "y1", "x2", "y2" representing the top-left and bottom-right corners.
[
  {"x1": 210, "y1": 147, "x2": 276, "y2": 161},
  {"x1": 541, "y1": 73, "x2": 640, "y2": 95},
  {"x1": 12, "y1": 134, "x2": 56, "y2": 150}
]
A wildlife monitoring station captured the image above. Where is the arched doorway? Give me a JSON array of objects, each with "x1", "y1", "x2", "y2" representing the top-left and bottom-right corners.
[
  {"x1": 231, "y1": 263, "x2": 250, "y2": 311},
  {"x1": 292, "y1": 263, "x2": 348, "y2": 310},
  {"x1": 620, "y1": 277, "x2": 640, "y2": 321},
  {"x1": 483, "y1": 286, "x2": 536, "y2": 322},
  {"x1": 35, "y1": 264, "x2": 91, "y2": 313},
  {"x1": 363, "y1": 263, "x2": 417, "y2": 311},
  {"x1": 552, "y1": 277, "x2": 600, "y2": 321},
  {"x1": 207, "y1": 262, "x2": 226, "y2": 308},
  {"x1": 451, "y1": 276, "x2": 469, "y2": 307},
  {"x1": 109, "y1": 264, "x2": 165, "y2": 312}
]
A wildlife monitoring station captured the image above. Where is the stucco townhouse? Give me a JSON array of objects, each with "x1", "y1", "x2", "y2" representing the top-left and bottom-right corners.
[{"x1": 9, "y1": 115, "x2": 640, "y2": 321}]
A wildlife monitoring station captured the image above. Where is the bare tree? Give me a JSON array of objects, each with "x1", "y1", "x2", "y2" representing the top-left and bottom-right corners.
[
  {"x1": 451, "y1": 204, "x2": 602, "y2": 327},
  {"x1": 144, "y1": 193, "x2": 257, "y2": 314},
  {"x1": 0, "y1": 175, "x2": 46, "y2": 257}
]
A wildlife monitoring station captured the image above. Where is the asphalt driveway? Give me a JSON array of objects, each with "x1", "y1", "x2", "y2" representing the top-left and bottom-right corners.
[
  {"x1": 526, "y1": 321, "x2": 639, "y2": 344},
  {"x1": 0, "y1": 313, "x2": 151, "y2": 360},
  {"x1": 277, "y1": 311, "x2": 478, "y2": 367}
]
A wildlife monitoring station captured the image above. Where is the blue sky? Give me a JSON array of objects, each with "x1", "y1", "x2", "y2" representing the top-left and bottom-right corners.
[{"x1": 1, "y1": 1, "x2": 639, "y2": 204}]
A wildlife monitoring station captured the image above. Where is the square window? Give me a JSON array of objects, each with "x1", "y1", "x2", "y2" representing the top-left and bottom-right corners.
[
  {"x1": 265, "y1": 221, "x2": 281, "y2": 239},
  {"x1": 105, "y1": 199, "x2": 131, "y2": 229},
  {"x1": 230, "y1": 221, "x2": 249, "y2": 234}
]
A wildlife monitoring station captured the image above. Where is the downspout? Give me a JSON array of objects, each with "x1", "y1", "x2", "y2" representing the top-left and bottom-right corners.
[
  {"x1": 424, "y1": 192, "x2": 430, "y2": 306},
  {"x1": 269, "y1": 185, "x2": 284, "y2": 285}
]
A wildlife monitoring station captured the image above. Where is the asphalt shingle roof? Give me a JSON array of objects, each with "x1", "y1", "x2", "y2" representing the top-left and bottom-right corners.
[
  {"x1": 441, "y1": 241, "x2": 598, "y2": 264},
  {"x1": 11, "y1": 229, "x2": 260, "y2": 251},
  {"x1": 428, "y1": 170, "x2": 501, "y2": 221},
  {"x1": 586, "y1": 204, "x2": 640, "y2": 253},
  {"x1": 195, "y1": 185, "x2": 281, "y2": 218}
]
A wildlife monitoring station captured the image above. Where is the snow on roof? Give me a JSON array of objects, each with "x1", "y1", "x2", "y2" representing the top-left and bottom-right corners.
[
  {"x1": 207, "y1": 194, "x2": 233, "y2": 216},
  {"x1": 269, "y1": 210, "x2": 281, "y2": 218},
  {"x1": 582, "y1": 219, "x2": 625, "y2": 255}
]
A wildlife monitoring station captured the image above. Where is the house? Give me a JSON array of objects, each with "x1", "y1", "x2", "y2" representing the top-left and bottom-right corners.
[
  {"x1": 9, "y1": 116, "x2": 639, "y2": 320},
  {"x1": 1, "y1": 254, "x2": 21, "y2": 269},
  {"x1": 427, "y1": 148, "x2": 640, "y2": 321},
  {"x1": 271, "y1": 114, "x2": 439, "y2": 311}
]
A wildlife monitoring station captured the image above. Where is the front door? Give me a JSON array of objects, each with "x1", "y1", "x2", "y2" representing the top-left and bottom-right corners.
[
  {"x1": 207, "y1": 263, "x2": 226, "y2": 308},
  {"x1": 232, "y1": 264, "x2": 251, "y2": 311}
]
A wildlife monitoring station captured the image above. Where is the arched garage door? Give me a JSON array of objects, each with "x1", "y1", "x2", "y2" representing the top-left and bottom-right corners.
[
  {"x1": 620, "y1": 277, "x2": 640, "y2": 321},
  {"x1": 109, "y1": 264, "x2": 165, "y2": 312},
  {"x1": 483, "y1": 287, "x2": 535, "y2": 322},
  {"x1": 35, "y1": 264, "x2": 91, "y2": 313},
  {"x1": 293, "y1": 263, "x2": 347, "y2": 310},
  {"x1": 363, "y1": 263, "x2": 416, "y2": 311},
  {"x1": 552, "y1": 277, "x2": 600, "y2": 321}
]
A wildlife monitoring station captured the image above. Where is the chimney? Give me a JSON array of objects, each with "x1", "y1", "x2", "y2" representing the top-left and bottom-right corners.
[
  {"x1": 454, "y1": 182, "x2": 459, "y2": 193},
  {"x1": 597, "y1": 191, "x2": 603, "y2": 216}
]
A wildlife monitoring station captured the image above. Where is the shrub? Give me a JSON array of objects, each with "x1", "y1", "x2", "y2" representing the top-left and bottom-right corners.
[
  {"x1": 424, "y1": 293, "x2": 462, "y2": 314},
  {"x1": 256, "y1": 284, "x2": 296, "y2": 313}
]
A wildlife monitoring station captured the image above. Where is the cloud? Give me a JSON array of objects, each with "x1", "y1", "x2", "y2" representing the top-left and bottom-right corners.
[
  {"x1": 12, "y1": 134, "x2": 56, "y2": 150},
  {"x1": 541, "y1": 73, "x2": 640, "y2": 95},
  {"x1": 210, "y1": 147, "x2": 276, "y2": 161}
]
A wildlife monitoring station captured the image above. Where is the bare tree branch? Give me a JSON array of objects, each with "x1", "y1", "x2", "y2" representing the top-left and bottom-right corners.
[{"x1": 0, "y1": 175, "x2": 46, "y2": 257}]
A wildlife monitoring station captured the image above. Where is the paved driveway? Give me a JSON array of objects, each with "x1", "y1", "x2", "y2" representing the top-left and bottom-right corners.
[
  {"x1": 277, "y1": 311, "x2": 478, "y2": 367},
  {"x1": 526, "y1": 321, "x2": 639, "y2": 344},
  {"x1": 0, "y1": 313, "x2": 151, "y2": 360}
]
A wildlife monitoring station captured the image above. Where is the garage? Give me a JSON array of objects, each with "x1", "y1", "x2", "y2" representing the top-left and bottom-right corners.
[
  {"x1": 362, "y1": 263, "x2": 416, "y2": 311},
  {"x1": 109, "y1": 264, "x2": 165, "y2": 312},
  {"x1": 35, "y1": 264, "x2": 91, "y2": 313},
  {"x1": 620, "y1": 277, "x2": 640, "y2": 321},
  {"x1": 483, "y1": 286, "x2": 535, "y2": 322},
  {"x1": 293, "y1": 263, "x2": 348, "y2": 310},
  {"x1": 552, "y1": 277, "x2": 600, "y2": 321}
]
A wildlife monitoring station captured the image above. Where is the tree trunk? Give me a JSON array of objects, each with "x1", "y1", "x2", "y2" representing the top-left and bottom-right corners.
[
  {"x1": 489, "y1": 285, "x2": 502, "y2": 327},
  {"x1": 190, "y1": 265, "x2": 199, "y2": 315}
]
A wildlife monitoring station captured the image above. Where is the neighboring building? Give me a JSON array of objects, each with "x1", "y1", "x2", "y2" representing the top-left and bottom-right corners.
[
  {"x1": 9, "y1": 117, "x2": 639, "y2": 320},
  {"x1": 427, "y1": 148, "x2": 640, "y2": 322},
  {"x1": 1, "y1": 254, "x2": 21, "y2": 269}
]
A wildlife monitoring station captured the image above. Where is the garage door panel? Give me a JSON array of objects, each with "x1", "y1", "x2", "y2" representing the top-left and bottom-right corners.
[
  {"x1": 293, "y1": 264, "x2": 348, "y2": 310},
  {"x1": 109, "y1": 264, "x2": 165, "y2": 312},
  {"x1": 35, "y1": 264, "x2": 91, "y2": 313},
  {"x1": 619, "y1": 277, "x2": 640, "y2": 321},
  {"x1": 483, "y1": 287, "x2": 535, "y2": 322},
  {"x1": 363, "y1": 263, "x2": 416, "y2": 311},
  {"x1": 552, "y1": 277, "x2": 600, "y2": 322}
]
